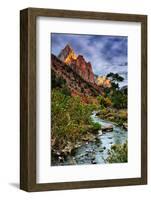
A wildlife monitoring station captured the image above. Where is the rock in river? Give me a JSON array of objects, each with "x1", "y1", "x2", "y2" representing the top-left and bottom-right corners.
[
  {"x1": 91, "y1": 160, "x2": 97, "y2": 164},
  {"x1": 98, "y1": 130, "x2": 103, "y2": 136},
  {"x1": 101, "y1": 124, "x2": 113, "y2": 132}
]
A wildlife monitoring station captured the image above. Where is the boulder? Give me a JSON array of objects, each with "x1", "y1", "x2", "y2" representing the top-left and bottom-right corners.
[
  {"x1": 101, "y1": 124, "x2": 113, "y2": 132},
  {"x1": 98, "y1": 130, "x2": 103, "y2": 136}
]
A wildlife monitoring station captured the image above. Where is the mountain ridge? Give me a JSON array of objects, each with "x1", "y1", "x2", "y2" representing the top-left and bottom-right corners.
[
  {"x1": 51, "y1": 53, "x2": 102, "y2": 102},
  {"x1": 58, "y1": 44, "x2": 77, "y2": 65},
  {"x1": 58, "y1": 44, "x2": 95, "y2": 84}
]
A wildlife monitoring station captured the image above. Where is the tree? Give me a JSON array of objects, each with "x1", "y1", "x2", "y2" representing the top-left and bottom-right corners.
[
  {"x1": 111, "y1": 91, "x2": 127, "y2": 109},
  {"x1": 107, "y1": 73, "x2": 124, "y2": 90},
  {"x1": 107, "y1": 72, "x2": 124, "y2": 82},
  {"x1": 105, "y1": 73, "x2": 127, "y2": 109}
]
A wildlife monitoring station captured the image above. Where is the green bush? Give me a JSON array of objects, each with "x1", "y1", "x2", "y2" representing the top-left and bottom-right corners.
[
  {"x1": 51, "y1": 89, "x2": 96, "y2": 151},
  {"x1": 90, "y1": 121, "x2": 101, "y2": 131},
  {"x1": 111, "y1": 91, "x2": 127, "y2": 109},
  {"x1": 97, "y1": 96, "x2": 112, "y2": 107},
  {"x1": 107, "y1": 141, "x2": 128, "y2": 163}
]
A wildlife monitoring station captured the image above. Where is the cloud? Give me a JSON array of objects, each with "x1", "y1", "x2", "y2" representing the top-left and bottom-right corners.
[{"x1": 51, "y1": 33, "x2": 128, "y2": 77}]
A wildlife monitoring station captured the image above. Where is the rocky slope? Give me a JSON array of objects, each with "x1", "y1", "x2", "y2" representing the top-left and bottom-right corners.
[
  {"x1": 51, "y1": 53, "x2": 101, "y2": 100},
  {"x1": 58, "y1": 44, "x2": 95, "y2": 84}
]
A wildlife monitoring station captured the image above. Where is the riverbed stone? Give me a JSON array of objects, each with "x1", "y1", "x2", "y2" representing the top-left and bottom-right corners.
[
  {"x1": 55, "y1": 151, "x2": 61, "y2": 156},
  {"x1": 91, "y1": 160, "x2": 97, "y2": 164},
  {"x1": 58, "y1": 156, "x2": 64, "y2": 162},
  {"x1": 95, "y1": 111, "x2": 101, "y2": 116},
  {"x1": 98, "y1": 130, "x2": 103, "y2": 136},
  {"x1": 101, "y1": 124, "x2": 113, "y2": 132}
]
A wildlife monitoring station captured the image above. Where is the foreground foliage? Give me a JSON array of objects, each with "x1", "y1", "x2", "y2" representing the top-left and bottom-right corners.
[
  {"x1": 107, "y1": 141, "x2": 128, "y2": 163},
  {"x1": 51, "y1": 89, "x2": 99, "y2": 153}
]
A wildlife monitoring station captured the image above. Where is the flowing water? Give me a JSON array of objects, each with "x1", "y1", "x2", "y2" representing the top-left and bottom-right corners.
[{"x1": 54, "y1": 111, "x2": 127, "y2": 166}]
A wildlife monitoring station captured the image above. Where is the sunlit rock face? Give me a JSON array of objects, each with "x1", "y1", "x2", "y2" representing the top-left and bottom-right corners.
[
  {"x1": 51, "y1": 54, "x2": 101, "y2": 99},
  {"x1": 58, "y1": 44, "x2": 95, "y2": 84},
  {"x1": 58, "y1": 44, "x2": 77, "y2": 65},
  {"x1": 73, "y1": 55, "x2": 95, "y2": 84},
  {"x1": 96, "y1": 76, "x2": 111, "y2": 88}
]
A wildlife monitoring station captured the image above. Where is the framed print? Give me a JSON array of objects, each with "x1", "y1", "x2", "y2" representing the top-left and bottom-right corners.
[{"x1": 20, "y1": 8, "x2": 147, "y2": 191}]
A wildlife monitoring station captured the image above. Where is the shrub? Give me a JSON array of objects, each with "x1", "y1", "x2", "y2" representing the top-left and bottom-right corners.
[
  {"x1": 97, "y1": 96, "x2": 112, "y2": 107},
  {"x1": 51, "y1": 89, "x2": 95, "y2": 151},
  {"x1": 111, "y1": 91, "x2": 127, "y2": 109},
  {"x1": 60, "y1": 85, "x2": 71, "y2": 96},
  {"x1": 90, "y1": 121, "x2": 101, "y2": 131},
  {"x1": 107, "y1": 141, "x2": 128, "y2": 163},
  {"x1": 51, "y1": 70, "x2": 66, "y2": 88}
]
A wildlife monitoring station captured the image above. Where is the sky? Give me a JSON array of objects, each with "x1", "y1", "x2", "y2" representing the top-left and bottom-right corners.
[{"x1": 51, "y1": 33, "x2": 128, "y2": 86}]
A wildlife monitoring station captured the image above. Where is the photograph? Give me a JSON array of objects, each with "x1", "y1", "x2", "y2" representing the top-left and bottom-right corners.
[
  {"x1": 20, "y1": 7, "x2": 147, "y2": 191},
  {"x1": 51, "y1": 33, "x2": 128, "y2": 166}
]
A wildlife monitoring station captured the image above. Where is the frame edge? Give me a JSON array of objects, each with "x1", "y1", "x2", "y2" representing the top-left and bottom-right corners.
[
  {"x1": 20, "y1": 8, "x2": 29, "y2": 191},
  {"x1": 20, "y1": 8, "x2": 37, "y2": 192},
  {"x1": 20, "y1": 7, "x2": 148, "y2": 192}
]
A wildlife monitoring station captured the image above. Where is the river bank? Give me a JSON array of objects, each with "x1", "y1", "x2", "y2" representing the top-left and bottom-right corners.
[
  {"x1": 51, "y1": 111, "x2": 127, "y2": 166},
  {"x1": 95, "y1": 108, "x2": 127, "y2": 129}
]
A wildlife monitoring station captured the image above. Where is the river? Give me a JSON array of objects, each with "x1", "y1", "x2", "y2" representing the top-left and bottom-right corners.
[{"x1": 53, "y1": 111, "x2": 127, "y2": 166}]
